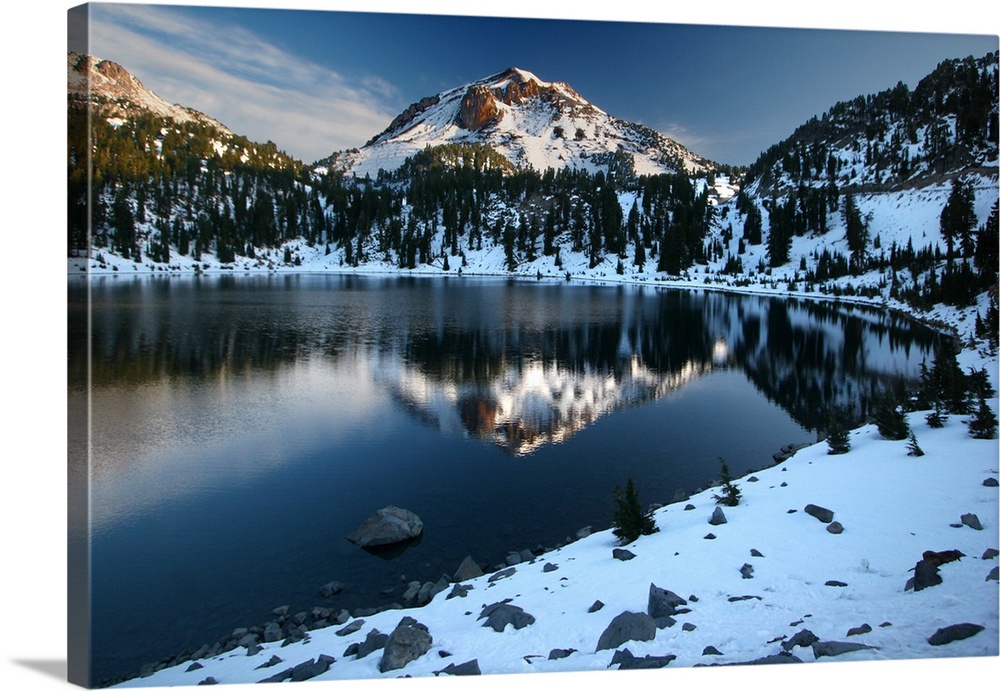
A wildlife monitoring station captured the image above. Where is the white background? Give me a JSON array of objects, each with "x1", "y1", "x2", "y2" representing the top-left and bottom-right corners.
[{"x1": 2, "y1": 1, "x2": 997, "y2": 690}]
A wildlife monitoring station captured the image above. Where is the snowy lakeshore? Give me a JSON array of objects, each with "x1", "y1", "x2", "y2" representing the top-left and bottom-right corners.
[
  {"x1": 66, "y1": 248, "x2": 1000, "y2": 689},
  {"x1": 107, "y1": 363, "x2": 998, "y2": 686}
]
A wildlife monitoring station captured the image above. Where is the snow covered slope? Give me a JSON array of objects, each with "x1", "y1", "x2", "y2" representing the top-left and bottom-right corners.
[{"x1": 326, "y1": 67, "x2": 714, "y2": 178}]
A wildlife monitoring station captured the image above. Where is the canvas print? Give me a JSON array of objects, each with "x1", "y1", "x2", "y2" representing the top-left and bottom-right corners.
[{"x1": 67, "y1": 2, "x2": 999, "y2": 688}]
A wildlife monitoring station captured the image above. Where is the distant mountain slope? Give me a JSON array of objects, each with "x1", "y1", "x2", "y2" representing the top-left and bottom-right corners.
[
  {"x1": 744, "y1": 51, "x2": 998, "y2": 198},
  {"x1": 323, "y1": 67, "x2": 715, "y2": 178},
  {"x1": 67, "y1": 52, "x2": 231, "y2": 133}
]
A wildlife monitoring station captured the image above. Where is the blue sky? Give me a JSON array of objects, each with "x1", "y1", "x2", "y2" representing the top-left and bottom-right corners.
[{"x1": 79, "y1": 2, "x2": 998, "y2": 166}]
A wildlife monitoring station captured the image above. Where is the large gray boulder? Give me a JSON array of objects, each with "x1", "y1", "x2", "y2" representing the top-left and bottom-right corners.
[
  {"x1": 595, "y1": 611, "x2": 656, "y2": 651},
  {"x1": 379, "y1": 625, "x2": 433, "y2": 673},
  {"x1": 347, "y1": 506, "x2": 423, "y2": 548}
]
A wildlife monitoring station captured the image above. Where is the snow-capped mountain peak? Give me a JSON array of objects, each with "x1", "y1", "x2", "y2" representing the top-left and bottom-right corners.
[{"x1": 331, "y1": 67, "x2": 712, "y2": 178}]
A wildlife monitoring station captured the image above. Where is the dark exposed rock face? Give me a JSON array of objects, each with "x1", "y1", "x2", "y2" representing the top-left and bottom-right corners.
[
  {"x1": 366, "y1": 95, "x2": 441, "y2": 145},
  {"x1": 458, "y1": 86, "x2": 502, "y2": 131}
]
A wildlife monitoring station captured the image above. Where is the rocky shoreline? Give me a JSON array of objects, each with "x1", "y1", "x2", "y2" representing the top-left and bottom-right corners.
[{"x1": 101, "y1": 439, "x2": 814, "y2": 688}]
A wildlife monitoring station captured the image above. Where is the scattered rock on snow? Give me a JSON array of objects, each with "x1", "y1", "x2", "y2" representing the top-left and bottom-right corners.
[
  {"x1": 709, "y1": 507, "x2": 727, "y2": 525},
  {"x1": 648, "y1": 583, "x2": 687, "y2": 618},
  {"x1": 433, "y1": 659, "x2": 481, "y2": 676},
  {"x1": 478, "y1": 601, "x2": 535, "y2": 632},
  {"x1": 609, "y1": 648, "x2": 676, "y2": 669},
  {"x1": 335, "y1": 620, "x2": 365, "y2": 637},
  {"x1": 588, "y1": 600, "x2": 605, "y2": 613},
  {"x1": 812, "y1": 641, "x2": 878, "y2": 658},
  {"x1": 986, "y1": 566, "x2": 999, "y2": 582},
  {"x1": 740, "y1": 563, "x2": 754, "y2": 579},
  {"x1": 781, "y1": 629, "x2": 819, "y2": 651},
  {"x1": 379, "y1": 625, "x2": 433, "y2": 673},
  {"x1": 983, "y1": 477, "x2": 999, "y2": 487},
  {"x1": 750, "y1": 548, "x2": 764, "y2": 558},
  {"x1": 960, "y1": 513, "x2": 984, "y2": 530},
  {"x1": 827, "y1": 521, "x2": 844, "y2": 534},
  {"x1": 704, "y1": 533, "x2": 716, "y2": 540},
  {"x1": 825, "y1": 580, "x2": 848, "y2": 587},
  {"x1": 612, "y1": 548, "x2": 636, "y2": 561},
  {"x1": 702, "y1": 645, "x2": 723, "y2": 655},
  {"x1": 487, "y1": 567, "x2": 516, "y2": 583},
  {"x1": 927, "y1": 623, "x2": 985, "y2": 646},
  {"x1": 847, "y1": 623, "x2": 873, "y2": 636},
  {"x1": 446, "y1": 583, "x2": 472, "y2": 600},
  {"x1": 595, "y1": 612, "x2": 657, "y2": 651},
  {"x1": 804, "y1": 504, "x2": 834, "y2": 523},
  {"x1": 982, "y1": 548, "x2": 999, "y2": 560},
  {"x1": 547, "y1": 648, "x2": 576, "y2": 660},
  {"x1": 922, "y1": 549, "x2": 965, "y2": 566},
  {"x1": 684, "y1": 504, "x2": 695, "y2": 511},
  {"x1": 906, "y1": 559, "x2": 943, "y2": 592},
  {"x1": 542, "y1": 562, "x2": 559, "y2": 573},
  {"x1": 355, "y1": 629, "x2": 390, "y2": 659}
]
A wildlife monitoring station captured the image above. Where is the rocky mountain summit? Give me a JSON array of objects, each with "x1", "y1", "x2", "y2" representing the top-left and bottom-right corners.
[
  {"x1": 67, "y1": 52, "x2": 230, "y2": 133},
  {"x1": 328, "y1": 67, "x2": 714, "y2": 178}
]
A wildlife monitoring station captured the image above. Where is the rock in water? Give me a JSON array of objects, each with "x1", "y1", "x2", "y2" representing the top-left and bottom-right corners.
[
  {"x1": 453, "y1": 556, "x2": 483, "y2": 582},
  {"x1": 347, "y1": 506, "x2": 423, "y2": 548}
]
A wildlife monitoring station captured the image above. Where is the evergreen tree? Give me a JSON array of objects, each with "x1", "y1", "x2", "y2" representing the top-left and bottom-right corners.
[
  {"x1": 826, "y1": 415, "x2": 851, "y2": 455},
  {"x1": 906, "y1": 431, "x2": 925, "y2": 457},
  {"x1": 873, "y1": 391, "x2": 910, "y2": 440},
  {"x1": 713, "y1": 458, "x2": 742, "y2": 507},
  {"x1": 611, "y1": 477, "x2": 656, "y2": 545},
  {"x1": 968, "y1": 396, "x2": 998, "y2": 439},
  {"x1": 940, "y1": 177, "x2": 976, "y2": 263}
]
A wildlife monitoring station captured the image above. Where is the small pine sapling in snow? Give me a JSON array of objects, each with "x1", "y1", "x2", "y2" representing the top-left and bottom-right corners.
[
  {"x1": 826, "y1": 415, "x2": 850, "y2": 455},
  {"x1": 925, "y1": 400, "x2": 947, "y2": 428},
  {"x1": 713, "y1": 458, "x2": 742, "y2": 507},
  {"x1": 968, "y1": 396, "x2": 998, "y2": 439},
  {"x1": 906, "y1": 431, "x2": 924, "y2": 457},
  {"x1": 611, "y1": 477, "x2": 656, "y2": 545}
]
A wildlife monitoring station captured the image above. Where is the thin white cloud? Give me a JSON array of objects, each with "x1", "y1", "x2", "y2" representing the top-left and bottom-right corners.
[{"x1": 88, "y1": 4, "x2": 401, "y2": 161}]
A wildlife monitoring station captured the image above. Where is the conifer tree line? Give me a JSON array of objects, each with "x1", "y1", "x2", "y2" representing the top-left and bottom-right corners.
[{"x1": 69, "y1": 108, "x2": 713, "y2": 276}]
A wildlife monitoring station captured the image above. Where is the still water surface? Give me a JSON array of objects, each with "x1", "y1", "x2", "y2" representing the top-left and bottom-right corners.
[{"x1": 67, "y1": 274, "x2": 942, "y2": 682}]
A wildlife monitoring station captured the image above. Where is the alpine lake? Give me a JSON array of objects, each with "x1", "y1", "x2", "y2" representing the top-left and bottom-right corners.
[{"x1": 67, "y1": 273, "x2": 945, "y2": 684}]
